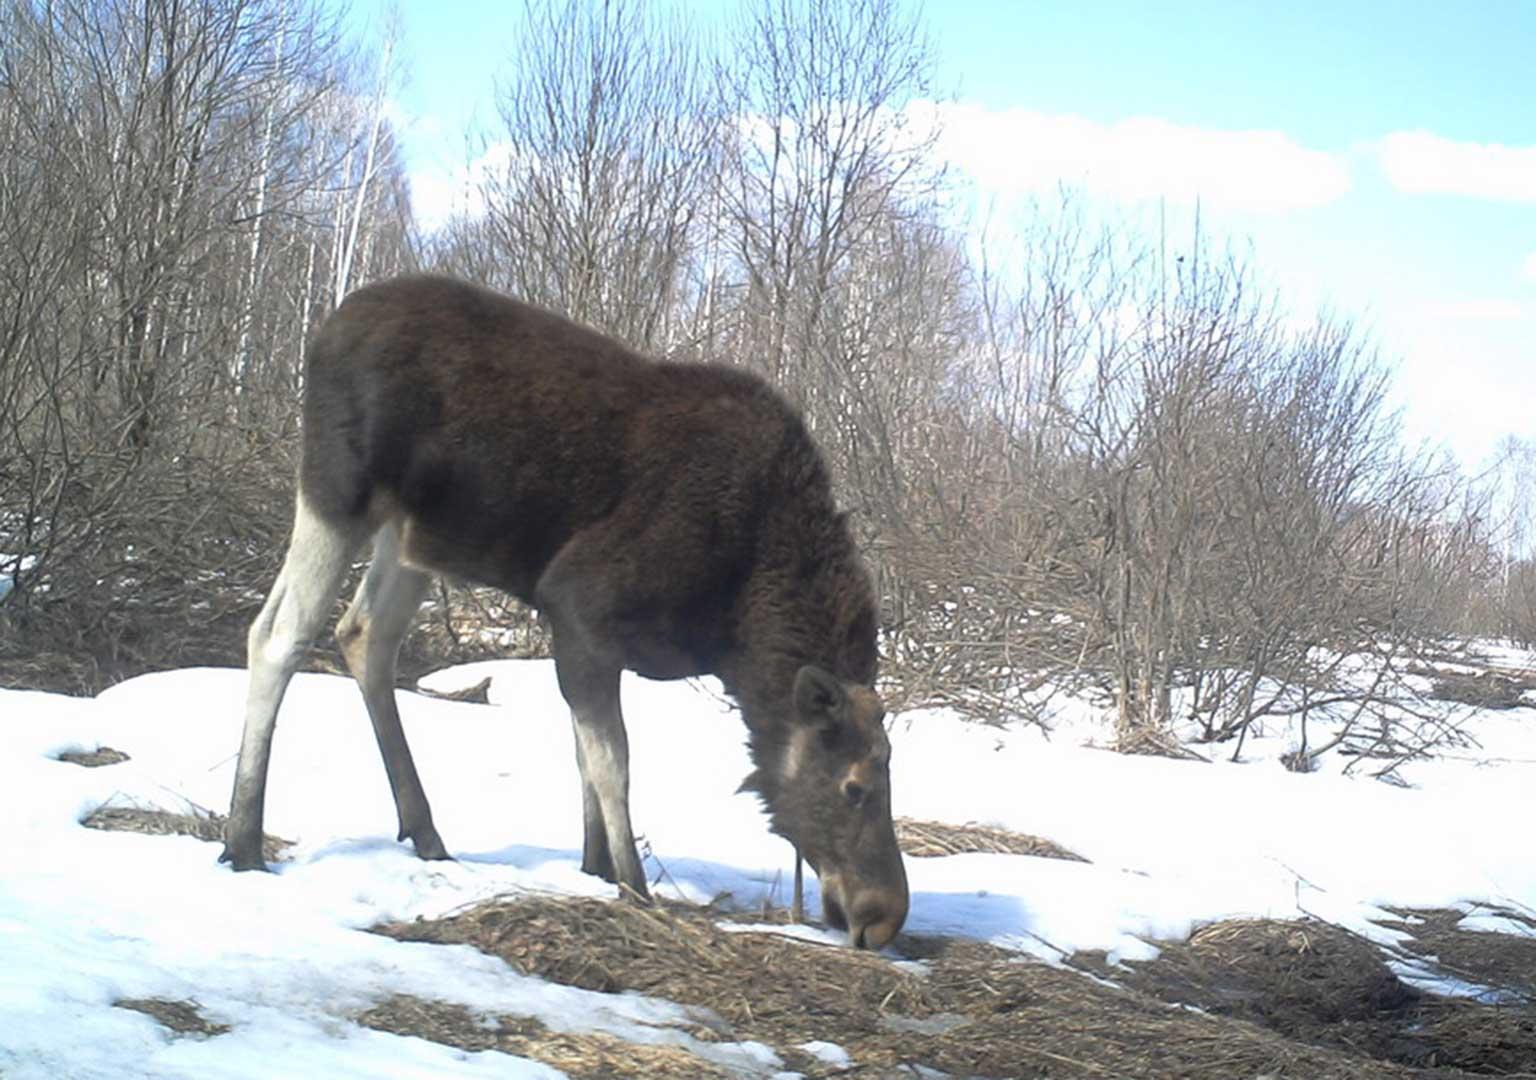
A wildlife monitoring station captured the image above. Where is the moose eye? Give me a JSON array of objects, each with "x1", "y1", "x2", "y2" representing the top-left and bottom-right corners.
[{"x1": 842, "y1": 780, "x2": 867, "y2": 808}]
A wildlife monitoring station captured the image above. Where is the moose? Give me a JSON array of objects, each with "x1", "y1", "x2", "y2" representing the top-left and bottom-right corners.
[{"x1": 222, "y1": 274, "x2": 909, "y2": 949}]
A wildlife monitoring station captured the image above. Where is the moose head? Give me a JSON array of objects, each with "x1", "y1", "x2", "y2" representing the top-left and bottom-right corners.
[{"x1": 747, "y1": 664, "x2": 908, "y2": 948}]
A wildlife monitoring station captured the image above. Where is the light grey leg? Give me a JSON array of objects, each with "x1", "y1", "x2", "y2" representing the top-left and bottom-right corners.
[
  {"x1": 553, "y1": 645, "x2": 648, "y2": 900},
  {"x1": 572, "y1": 735, "x2": 614, "y2": 881},
  {"x1": 335, "y1": 522, "x2": 446, "y2": 860},
  {"x1": 223, "y1": 494, "x2": 362, "y2": 871}
]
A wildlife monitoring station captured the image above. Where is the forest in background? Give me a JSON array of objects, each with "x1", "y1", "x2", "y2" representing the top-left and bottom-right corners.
[{"x1": 5, "y1": 0, "x2": 1536, "y2": 767}]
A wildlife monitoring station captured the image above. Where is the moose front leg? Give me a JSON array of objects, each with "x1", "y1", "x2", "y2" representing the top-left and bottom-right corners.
[
  {"x1": 572, "y1": 735, "x2": 615, "y2": 881},
  {"x1": 552, "y1": 642, "x2": 649, "y2": 901}
]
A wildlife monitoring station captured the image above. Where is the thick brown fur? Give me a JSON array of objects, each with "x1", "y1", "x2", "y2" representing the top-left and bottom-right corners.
[
  {"x1": 238, "y1": 275, "x2": 909, "y2": 945},
  {"x1": 302, "y1": 276, "x2": 877, "y2": 698}
]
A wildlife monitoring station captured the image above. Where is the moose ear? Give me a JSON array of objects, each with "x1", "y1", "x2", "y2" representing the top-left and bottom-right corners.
[{"x1": 793, "y1": 665, "x2": 846, "y2": 728}]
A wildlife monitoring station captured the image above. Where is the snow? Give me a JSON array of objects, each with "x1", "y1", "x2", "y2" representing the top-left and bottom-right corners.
[
  {"x1": 4, "y1": 656, "x2": 1536, "y2": 1077},
  {"x1": 799, "y1": 1040, "x2": 852, "y2": 1069}
]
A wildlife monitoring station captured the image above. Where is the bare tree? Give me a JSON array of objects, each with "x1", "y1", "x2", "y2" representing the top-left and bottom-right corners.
[
  {"x1": 0, "y1": 0, "x2": 416, "y2": 688},
  {"x1": 442, "y1": 0, "x2": 718, "y2": 354},
  {"x1": 714, "y1": 0, "x2": 942, "y2": 386}
]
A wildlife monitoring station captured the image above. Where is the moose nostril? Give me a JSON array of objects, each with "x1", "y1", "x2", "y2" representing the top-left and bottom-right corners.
[
  {"x1": 842, "y1": 780, "x2": 866, "y2": 807},
  {"x1": 850, "y1": 897, "x2": 904, "y2": 950}
]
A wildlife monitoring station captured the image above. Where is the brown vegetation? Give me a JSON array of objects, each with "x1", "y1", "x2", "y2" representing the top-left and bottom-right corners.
[
  {"x1": 57, "y1": 746, "x2": 130, "y2": 767},
  {"x1": 83, "y1": 803, "x2": 292, "y2": 865},
  {"x1": 115, "y1": 998, "x2": 230, "y2": 1038},
  {"x1": 359, "y1": 996, "x2": 732, "y2": 1080},
  {"x1": 895, "y1": 816, "x2": 1087, "y2": 862},
  {"x1": 370, "y1": 895, "x2": 1536, "y2": 1078}
]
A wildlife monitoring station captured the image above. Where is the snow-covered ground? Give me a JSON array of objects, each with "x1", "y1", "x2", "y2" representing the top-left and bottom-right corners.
[{"x1": 3, "y1": 657, "x2": 1535, "y2": 1078}]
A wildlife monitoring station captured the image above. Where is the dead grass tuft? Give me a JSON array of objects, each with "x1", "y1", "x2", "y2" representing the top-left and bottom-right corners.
[
  {"x1": 414, "y1": 675, "x2": 494, "y2": 704},
  {"x1": 1428, "y1": 670, "x2": 1536, "y2": 710},
  {"x1": 57, "y1": 746, "x2": 130, "y2": 767},
  {"x1": 357, "y1": 995, "x2": 728, "y2": 1079},
  {"x1": 375, "y1": 894, "x2": 935, "y2": 1044},
  {"x1": 1118, "y1": 915, "x2": 1536, "y2": 1076},
  {"x1": 1117, "y1": 918, "x2": 1419, "y2": 1059},
  {"x1": 1412, "y1": 998, "x2": 1536, "y2": 1076},
  {"x1": 82, "y1": 804, "x2": 292, "y2": 864},
  {"x1": 115, "y1": 998, "x2": 229, "y2": 1038},
  {"x1": 895, "y1": 816, "x2": 1086, "y2": 861},
  {"x1": 1115, "y1": 723, "x2": 1212, "y2": 761},
  {"x1": 372, "y1": 897, "x2": 1464, "y2": 1078}
]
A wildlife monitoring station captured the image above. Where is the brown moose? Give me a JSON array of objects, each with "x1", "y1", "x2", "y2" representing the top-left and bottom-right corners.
[{"x1": 222, "y1": 275, "x2": 909, "y2": 949}]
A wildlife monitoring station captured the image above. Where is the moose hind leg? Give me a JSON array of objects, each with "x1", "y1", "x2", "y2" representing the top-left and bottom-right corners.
[
  {"x1": 553, "y1": 643, "x2": 648, "y2": 900},
  {"x1": 224, "y1": 493, "x2": 362, "y2": 871},
  {"x1": 572, "y1": 736, "x2": 615, "y2": 882},
  {"x1": 336, "y1": 521, "x2": 447, "y2": 861}
]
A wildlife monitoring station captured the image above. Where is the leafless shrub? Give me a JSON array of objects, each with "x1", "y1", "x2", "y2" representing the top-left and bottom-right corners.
[
  {"x1": 0, "y1": 0, "x2": 416, "y2": 689},
  {"x1": 0, "y1": 0, "x2": 1509, "y2": 789}
]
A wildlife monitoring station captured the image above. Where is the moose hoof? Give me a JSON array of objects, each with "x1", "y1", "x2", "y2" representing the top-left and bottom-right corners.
[
  {"x1": 219, "y1": 844, "x2": 268, "y2": 873},
  {"x1": 583, "y1": 857, "x2": 618, "y2": 884},
  {"x1": 406, "y1": 828, "x2": 450, "y2": 862},
  {"x1": 616, "y1": 881, "x2": 652, "y2": 905}
]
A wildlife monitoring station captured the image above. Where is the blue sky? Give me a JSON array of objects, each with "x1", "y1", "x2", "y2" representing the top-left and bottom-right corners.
[{"x1": 371, "y1": 0, "x2": 1535, "y2": 471}]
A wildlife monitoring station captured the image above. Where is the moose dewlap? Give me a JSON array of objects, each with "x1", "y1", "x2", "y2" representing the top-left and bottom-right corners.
[{"x1": 222, "y1": 274, "x2": 908, "y2": 949}]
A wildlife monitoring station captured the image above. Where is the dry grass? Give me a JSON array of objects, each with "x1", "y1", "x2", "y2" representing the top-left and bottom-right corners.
[
  {"x1": 413, "y1": 675, "x2": 494, "y2": 704},
  {"x1": 1115, "y1": 915, "x2": 1536, "y2": 1076},
  {"x1": 1427, "y1": 670, "x2": 1536, "y2": 710},
  {"x1": 358, "y1": 995, "x2": 731, "y2": 1079},
  {"x1": 1114, "y1": 918, "x2": 1420, "y2": 1060},
  {"x1": 895, "y1": 816, "x2": 1086, "y2": 861},
  {"x1": 57, "y1": 746, "x2": 130, "y2": 767},
  {"x1": 374, "y1": 894, "x2": 935, "y2": 1042},
  {"x1": 115, "y1": 998, "x2": 229, "y2": 1038},
  {"x1": 81, "y1": 804, "x2": 292, "y2": 864},
  {"x1": 1378, "y1": 906, "x2": 1536, "y2": 1001},
  {"x1": 372, "y1": 896, "x2": 1489, "y2": 1078},
  {"x1": 1374, "y1": 906, "x2": 1536, "y2": 1075},
  {"x1": 1115, "y1": 723, "x2": 1212, "y2": 761}
]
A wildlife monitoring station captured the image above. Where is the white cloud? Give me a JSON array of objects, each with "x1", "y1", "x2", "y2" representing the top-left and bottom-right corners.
[
  {"x1": 1420, "y1": 298, "x2": 1530, "y2": 322},
  {"x1": 1377, "y1": 131, "x2": 1536, "y2": 202},
  {"x1": 918, "y1": 102, "x2": 1351, "y2": 214},
  {"x1": 409, "y1": 142, "x2": 514, "y2": 233},
  {"x1": 1523, "y1": 251, "x2": 1536, "y2": 285}
]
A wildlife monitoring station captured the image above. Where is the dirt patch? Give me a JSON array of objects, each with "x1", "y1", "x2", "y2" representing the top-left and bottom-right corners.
[
  {"x1": 1115, "y1": 915, "x2": 1536, "y2": 1076},
  {"x1": 57, "y1": 746, "x2": 130, "y2": 767},
  {"x1": 115, "y1": 998, "x2": 229, "y2": 1038},
  {"x1": 358, "y1": 995, "x2": 730, "y2": 1079},
  {"x1": 1379, "y1": 906, "x2": 1536, "y2": 1001},
  {"x1": 372, "y1": 896, "x2": 1472, "y2": 1078},
  {"x1": 82, "y1": 804, "x2": 292, "y2": 864},
  {"x1": 1114, "y1": 919, "x2": 1420, "y2": 1060},
  {"x1": 1374, "y1": 907, "x2": 1536, "y2": 1074},
  {"x1": 895, "y1": 816, "x2": 1086, "y2": 862}
]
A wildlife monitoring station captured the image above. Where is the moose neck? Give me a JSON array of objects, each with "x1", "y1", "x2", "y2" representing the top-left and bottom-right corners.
[{"x1": 720, "y1": 526, "x2": 879, "y2": 741}]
